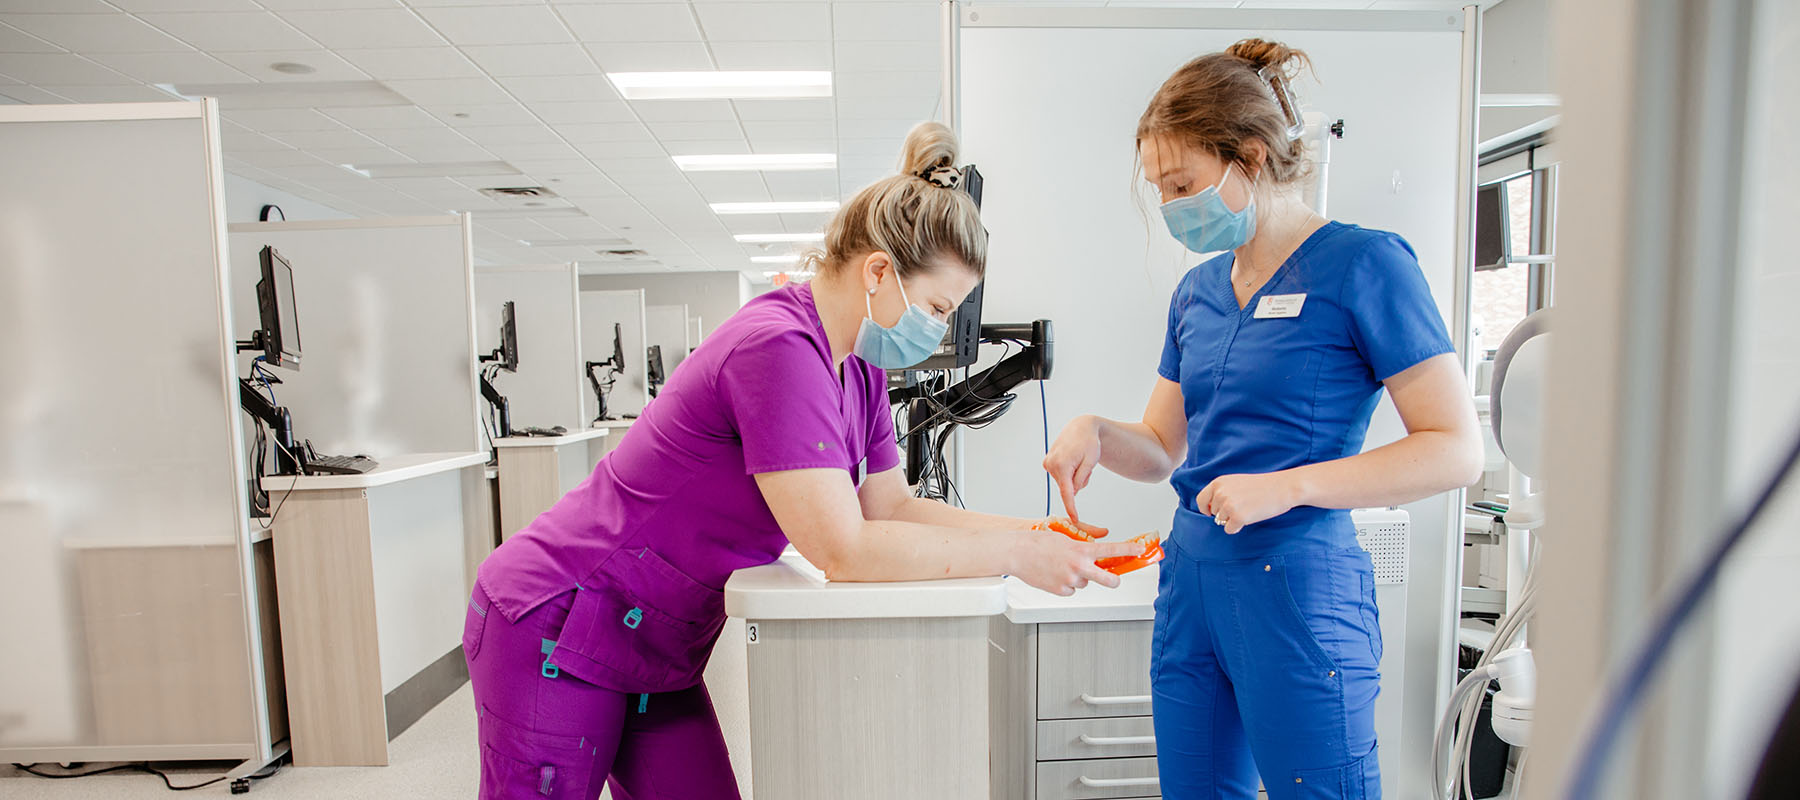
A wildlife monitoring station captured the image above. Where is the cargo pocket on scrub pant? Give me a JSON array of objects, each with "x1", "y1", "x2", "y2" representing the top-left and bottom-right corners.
[
  {"x1": 1290, "y1": 745, "x2": 1376, "y2": 800},
  {"x1": 478, "y1": 704, "x2": 595, "y2": 800}
]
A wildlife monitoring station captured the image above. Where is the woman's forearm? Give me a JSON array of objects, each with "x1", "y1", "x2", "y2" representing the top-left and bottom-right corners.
[
  {"x1": 1096, "y1": 418, "x2": 1183, "y2": 483},
  {"x1": 820, "y1": 519, "x2": 1019, "y2": 582},
  {"x1": 1286, "y1": 429, "x2": 1484, "y2": 511},
  {"x1": 888, "y1": 496, "x2": 1037, "y2": 531}
]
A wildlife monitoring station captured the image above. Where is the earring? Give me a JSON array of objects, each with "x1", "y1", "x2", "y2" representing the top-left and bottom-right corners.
[{"x1": 868, "y1": 287, "x2": 877, "y2": 295}]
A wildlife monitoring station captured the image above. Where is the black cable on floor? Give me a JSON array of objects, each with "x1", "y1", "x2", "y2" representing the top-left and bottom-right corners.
[{"x1": 13, "y1": 759, "x2": 283, "y2": 792}]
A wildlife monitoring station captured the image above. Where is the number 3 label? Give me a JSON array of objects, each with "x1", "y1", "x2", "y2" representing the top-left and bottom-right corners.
[{"x1": 746, "y1": 622, "x2": 759, "y2": 645}]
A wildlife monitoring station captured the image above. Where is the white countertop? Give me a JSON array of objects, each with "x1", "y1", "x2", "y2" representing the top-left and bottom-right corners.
[
  {"x1": 491, "y1": 428, "x2": 610, "y2": 448},
  {"x1": 725, "y1": 550, "x2": 1008, "y2": 620},
  {"x1": 1002, "y1": 564, "x2": 1160, "y2": 624},
  {"x1": 281, "y1": 451, "x2": 489, "y2": 491},
  {"x1": 590, "y1": 419, "x2": 635, "y2": 430}
]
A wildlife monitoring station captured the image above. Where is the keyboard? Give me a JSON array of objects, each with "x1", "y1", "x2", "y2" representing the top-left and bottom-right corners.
[{"x1": 304, "y1": 454, "x2": 379, "y2": 475}]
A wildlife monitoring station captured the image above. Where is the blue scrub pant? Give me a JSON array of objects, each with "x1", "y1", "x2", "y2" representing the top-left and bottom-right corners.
[{"x1": 1151, "y1": 539, "x2": 1383, "y2": 799}]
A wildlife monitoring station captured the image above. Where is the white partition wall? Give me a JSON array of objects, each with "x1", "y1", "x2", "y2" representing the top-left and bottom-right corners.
[
  {"x1": 0, "y1": 101, "x2": 277, "y2": 768},
  {"x1": 475, "y1": 264, "x2": 586, "y2": 432},
  {"x1": 956, "y1": 10, "x2": 1475, "y2": 799},
  {"x1": 646, "y1": 304, "x2": 692, "y2": 379},
  {"x1": 227, "y1": 216, "x2": 481, "y2": 459},
  {"x1": 581, "y1": 289, "x2": 649, "y2": 420}
]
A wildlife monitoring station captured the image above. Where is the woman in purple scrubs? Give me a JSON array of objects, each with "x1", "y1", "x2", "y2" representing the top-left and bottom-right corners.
[{"x1": 465, "y1": 122, "x2": 1141, "y2": 800}]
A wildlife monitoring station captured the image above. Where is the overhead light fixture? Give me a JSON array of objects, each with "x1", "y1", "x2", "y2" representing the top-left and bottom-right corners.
[
  {"x1": 343, "y1": 161, "x2": 520, "y2": 179},
  {"x1": 711, "y1": 201, "x2": 840, "y2": 215},
  {"x1": 674, "y1": 154, "x2": 836, "y2": 172},
  {"x1": 1479, "y1": 93, "x2": 1562, "y2": 108},
  {"x1": 735, "y1": 232, "x2": 825, "y2": 244},
  {"x1": 607, "y1": 71, "x2": 832, "y2": 100},
  {"x1": 751, "y1": 255, "x2": 803, "y2": 264}
]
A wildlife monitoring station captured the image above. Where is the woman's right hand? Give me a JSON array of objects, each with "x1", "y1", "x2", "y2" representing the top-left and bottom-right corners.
[
  {"x1": 1044, "y1": 415, "x2": 1104, "y2": 523},
  {"x1": 1009, "y1": 530, "x2": 1143, "y2": 597}
]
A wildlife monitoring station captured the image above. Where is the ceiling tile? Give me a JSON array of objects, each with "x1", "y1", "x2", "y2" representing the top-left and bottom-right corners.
[
  {"x1": 275, "y1": 9, "x2": 444, "y2": 49},
  {"x1": 495, "y1": 74, "x2": 619, "y2": 103},
  {"x1": 554, "y1": 4, "x2": 702, "y2": 43},
  {"x1": 211, "y1": 50, "x2": 368, "y2": 82},
  {"x1": 660, "y1": 139, "x2": 753, "y2": 156},
  {"x1": 462, "y1": 43, "x2": 595, "y2": 78},
  {"x1": 221, "y1": 122, "x2": 299, "y2": 150},
  {"x1": 837, "y1": 117, "x2": 924, "y2": 139},
  {"x1": 692, "y1": 4, "x2": 831, "y2": 41},
  {"x1": 408, "y1": 0, "x2": 552, "y2": 6},
  {"x1": 0, "y1": 13, "x2": 191, "y2": 53},
  {"x1": 834, "y1": 94, "x2": 936, "y2": 121},
  {"x1": 110, "y1": 0, "x2": 262, "y2": 10},
  {"x1": 760, "y1": 170, "x2": 841, "y2": 197},
  {"x1": 576, "y1": 140, "x2": 668, "y2": 159},
  {"x1": 458, "y1": 124, "x2": 564, "y2": 147},
  {"x1": 226, "y1": 107, "x2": 344, "y2": 130},
  {"x1": 582, "y1": 41, "x2": 711, "y2": 72},
  {"x1": 38, "y1": 83, "x2": 180, "y2": 102},
  {"x1": 537, "y1": 176, "x2": 623, "y2": 197},
  {"x1": 88, "y1": 51, "x2": 255, "y2": 83},
  {"x1": 230, "y1": 149, "x2": 324, "y2": 168},
  {"x1": 645, "y1": 120, "x2": 744, "y2": 141},
  {"x1": 366, "y1": 125, "x2": 473, "y2": 147},
  {"x1": 385, "y1": 76, "x2": 513, "y2": 105},
  {"x1": 419, "y1": 104, "x2": 533, "y2": 128},
  {"x1": 558, "y1": 121, "x2": 655, "y2": 143},
  {"x1": 832, "y1": 4, "x2": 937, "y2": 41},
  {"x1": 732, "y1": 97, "x2": 833, "y2": 121},
  {"x1": 709, "y1": 40, "x2": 831, "y2": 70},
  {"x1": 308, "y1": 145, "x2": 411, "y2": 165},
  {"x1": 507, "y1": 158, "x2": 593, "y2": 174},
  {"x1": 0, "y1": 53, "x2": 128, "y2": 85},
  {"x1": 257, "y1": 0, "x2": 404, "y2": 10},
  {"x1": 0, "y1": 22, "x2": 59, "y2": 53},
  {"x1": 268, "y1": 128, "x2": 383, "y2": 149},
  {"x1": 333, "y1": 47, "x2": 480, "y2": 80},
  {"x1": 139, "y1": 11, "x2": 318, "y2": 51},
  {"x1": 835, "y1": 69, "x2": 939, "y2": 98},
  {"x1": 684, "y1": 172, "x2": 772, "y2": 200},
  {"x1": 741, "y1": 119, "x2": 834, "y2": 141},
  {"x1": 528, "y1": 100, "x2": 635, "y2": 124},
  {"x1": 836, "y1": 137, "x2": 904, "y2": 156},
  {"x1": 832, "y1": 40, "x2": 940, "y2": 73},
  {"x1": 484, "y1": 140, "x2": 584, "y2": 161},
  {"x1": 388, "y1": 143, "x2": 497, "y2": 162},
  {"x1": 628, "y1": 98, "x2": 734, "y2": 122},
  {"x1": 318, "y1": 104, "x2": 442, "y2": 129},
  {"x1": 415, "y1": 5, "x2": 572, "y2": 46},
  {"x1": 744, "y1": 135, "x2": 835, "y2": 153}
]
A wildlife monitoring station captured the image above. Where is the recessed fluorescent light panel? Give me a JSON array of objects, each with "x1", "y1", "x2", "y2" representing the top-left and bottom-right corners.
[
  {"x1": 674, "y1": 154, "x2": 836, "y2": 172},
  {"x1": 344, "y1": 161, "x2": 520, "y2": 179},
  {"x1": 607, "y1": 71, "x2": 832, "y2": 100},
  {"x1": 711, "y1": 201, "x2": 840, "y2": 215},
  {"x1": 735, "y1": 233, "x2": 825, "y2": 244}
]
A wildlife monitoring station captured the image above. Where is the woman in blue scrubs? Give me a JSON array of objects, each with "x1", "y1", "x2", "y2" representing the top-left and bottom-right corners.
[{"x1": 1045, "y1": 40, "x2": 1483, "y2": 799}]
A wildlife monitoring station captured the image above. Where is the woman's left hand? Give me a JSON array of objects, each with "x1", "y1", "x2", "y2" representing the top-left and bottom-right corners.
[{"x1": 1196, "y1": 472, "x2": 1299, "y2": 534}]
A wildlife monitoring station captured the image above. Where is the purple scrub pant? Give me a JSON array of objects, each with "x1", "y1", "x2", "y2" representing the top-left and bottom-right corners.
[{"x1": 464, "y1": 584, "x2": 741, "y2": 800}]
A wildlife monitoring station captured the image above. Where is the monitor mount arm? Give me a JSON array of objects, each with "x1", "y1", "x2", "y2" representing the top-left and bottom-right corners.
[
  {"x1": 890, "y1": 320, "x2": 1055, "y2": 492},
  {"x1": 478, "y1": 354, "x2": 513, "y2": 439},
  {"x1": 586, "y1": 357, "x2": 622, "y2": 424},
  {"x1": 238, "y1": 378, "x2": 300, "y2": 475},
  {"x1": 235, "y1": 331, "x2": 268, "y2": 354}
]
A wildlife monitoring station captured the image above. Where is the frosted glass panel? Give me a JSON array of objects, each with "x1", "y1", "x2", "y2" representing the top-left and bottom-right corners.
[
  {"x1": 228, "y1": 221, "x2": 480, "y2": 459},
  {"x1": 475, "y1": 265, "x2": 584, "y2": 432},
  {"x1": 0, "y1": 110, "x2": 257, "y2": 751}
]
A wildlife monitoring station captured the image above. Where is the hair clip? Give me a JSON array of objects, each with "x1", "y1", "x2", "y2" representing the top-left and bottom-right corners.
[
  {"x1": 1257, "y1": 66, "x2": 1307, "y2": 142},
  {"x1": 917, "y1": 166, "x2": 962, "y2": 189}
]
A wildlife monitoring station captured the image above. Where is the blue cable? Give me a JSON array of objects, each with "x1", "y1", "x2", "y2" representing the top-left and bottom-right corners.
[
  {"x1": 1565, "y1": 419, "x2": 1800, "y2": 799},
  {"x1": 1040, "y1": 380, "x2": 1050, "y2": 517}
]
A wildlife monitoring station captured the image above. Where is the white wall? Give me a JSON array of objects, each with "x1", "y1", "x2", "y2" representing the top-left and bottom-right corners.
[
  {"x1": 578, "y1": 271, "x2": 750, "y2": 342},
  {"x1": 475, "y1": 265, "x2": 586, "y2": 432},
  {"x1": 645, "y1": 304, "x2": 691, "y2": 380},
  {"x1": 223, "y1": 172, "x2": 352, "y2": 224},
  {"x1": 1709, "y1": 0, "x2": 1800, "y2": 791},
  {"x1": 1479, "y1": 0, "x2": 1557, "y2": 141},
  {"x1": 580, "y1": 289, "x2": 649, "y2": 420}
]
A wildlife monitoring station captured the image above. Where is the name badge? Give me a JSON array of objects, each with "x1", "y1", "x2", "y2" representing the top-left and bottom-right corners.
[{"x1": 1253, "y1": 293, "x2": 1307, "y2": 319}]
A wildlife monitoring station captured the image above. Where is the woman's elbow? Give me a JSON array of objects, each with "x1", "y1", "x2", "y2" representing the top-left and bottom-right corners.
[{"x1": 1449, "y1": 429, "x2": 1486, "y2": 488}]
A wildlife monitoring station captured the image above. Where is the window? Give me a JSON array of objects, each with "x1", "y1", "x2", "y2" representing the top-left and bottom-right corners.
[{"x1": 1472, "y1": 174, "x2": 1537, "y2": 354}]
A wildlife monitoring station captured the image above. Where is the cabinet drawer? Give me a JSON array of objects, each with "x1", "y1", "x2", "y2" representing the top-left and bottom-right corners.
[
  {"x1": 1037, "y1": 621, "x2": 1154, "y2": 719},
  {"x1": 1038, "y1": 716, "x2": 1157, "y2": 761},
  {"x1": 1037, "y1": 756, "x2": 1159, "y2": 800}
]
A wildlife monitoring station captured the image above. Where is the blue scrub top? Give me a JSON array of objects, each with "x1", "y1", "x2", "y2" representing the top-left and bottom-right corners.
[{"x1": 1159, "y1": 221, "x2": 1454, "y2": 560}]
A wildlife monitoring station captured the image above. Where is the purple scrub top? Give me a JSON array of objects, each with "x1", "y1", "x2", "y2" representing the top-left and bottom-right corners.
[{"x1": 475, "y1": 282, "x2": 898, "y2": 693}]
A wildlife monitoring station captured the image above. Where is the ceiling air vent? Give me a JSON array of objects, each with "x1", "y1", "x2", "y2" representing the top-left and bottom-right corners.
[
  {"x1": 598, "y1": 249, "x2": 649, "y2": 258},
  {"x1": 479, "y1": 186, "x2": 557, "y2": 199}
]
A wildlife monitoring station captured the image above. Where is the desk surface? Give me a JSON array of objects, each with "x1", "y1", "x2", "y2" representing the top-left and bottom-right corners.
[
  {"x1": 725, "y1": 550, "x2": 1007, "y2": 620},
  {"x1": 1002, "y1": 564, "x2": 1159, "y2": 624},
  {"x1": 279, "y1": 451, "x2": 488, "y2": 491},
  {"x1": 491, "y1": 428, "x2": 610, "y2": 448},
  {"x1": 590, "y1": 419, "x2": 636, "y2": 430}
]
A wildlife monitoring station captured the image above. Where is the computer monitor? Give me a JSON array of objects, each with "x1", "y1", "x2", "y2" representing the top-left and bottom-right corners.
[
  {"x1": 646, "y1": 345, "x2": 666, "y2": 393},
  {"x1": 496, "y1": 300, "x2": 519, "y2": 372},
  {"x1": 918, "y1": 164, "x2": 985, "y2": 370},
  {"x1": 256, "y1": 246, "x2": 302, "y2": 370},
  {"x1": 611, "y1": 323, "x2": 626, "y2": 371},
  {"x1": 1475, "y1": 182, "x2": 1511, "y2": 271}
]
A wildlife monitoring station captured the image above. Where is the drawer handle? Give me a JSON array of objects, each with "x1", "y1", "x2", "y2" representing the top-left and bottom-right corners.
[
  {"x1": 1079, "y1": 693, "x2": 1152, "y2": 706},
  {"x1": 1078, "y1": 775, "x2": 1161, "y2": 789},
  {"x1": 1079, "y1": 734, "x2": 1156, "y2": 747}
]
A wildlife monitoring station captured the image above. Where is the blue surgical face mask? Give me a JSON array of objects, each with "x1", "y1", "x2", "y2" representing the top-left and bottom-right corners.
[
  {"x1": 852, "y1": 270, "x2": 948, "y2": 370},
  {"x1": 1159, "y1": 162, "x2": 1257, "y2": 254}
]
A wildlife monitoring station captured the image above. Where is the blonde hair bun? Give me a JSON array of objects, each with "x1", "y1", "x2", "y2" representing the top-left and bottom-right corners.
[
  {"x1": 1225, "y1": 38, "x2": 1312, "y2": 81},
  {"x1": 898, "y1": 121, "x2": 959, "y2": 177}
]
